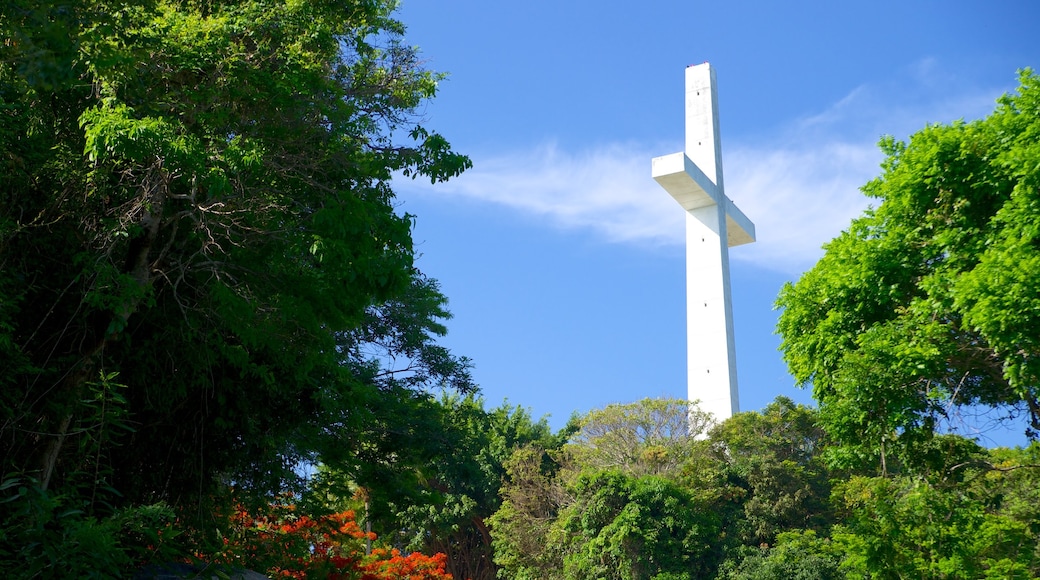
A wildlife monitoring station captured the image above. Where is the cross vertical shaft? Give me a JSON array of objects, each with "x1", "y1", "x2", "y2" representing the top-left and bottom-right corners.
[{"x1": 651, "y1": 63, "x2": 755, "y2": 424}]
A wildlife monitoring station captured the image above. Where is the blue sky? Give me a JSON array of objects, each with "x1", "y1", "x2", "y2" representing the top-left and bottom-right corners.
[{"x1": 390, "y1": 1, "x2": 1040, "y2": 444}]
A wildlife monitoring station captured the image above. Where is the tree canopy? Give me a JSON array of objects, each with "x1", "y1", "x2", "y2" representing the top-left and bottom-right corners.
[
  {"x1": 1, "y1": 0, "x2": 469, "y2": 506},
  {"x1": 776, "y1": 69, "x2": 1040, "y2": 466},
  {"x1": 490, "y1": 398, "x2": 1040, "y2": 580}
]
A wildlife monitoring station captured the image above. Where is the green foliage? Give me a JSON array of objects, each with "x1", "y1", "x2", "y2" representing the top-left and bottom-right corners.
[
  {"x1": 489, "y1": 443, "x2": 569, "y2": 580},
  {"x1": 0, "y1": 475, "x2": 181, "y2": 579},
  {"x1": 718, "y1": 530, "x2": 843, "y2": 580},
  {"x1": 492, "y1": 399, "x2": 732, "y2": 580},
  {"x1": 566, "y1": 398, "x2": 711, "y2": 479},
  {"x1": 978, "y1": 444, "x2": 1040, "y2": 531},
  {"x1": 308, "y1": 395, "x2": 557, "y2": 580},
  {"x1": 776, "y1": 70, "x2": 1040, "y2": 465},
  {"x1": 1, "y1": 2, "x2": 484, "y2": 576},
  {"x1": 557, "y1": 470, "x2": 722, "y2": 580},
  {"x1": 833, "y1": 473, "x2": 1039, "y2": 579},
  {"x1": 1, "y1": 0, "x2": 470, "y2": 512},
  {"x1": 490, "y1": 396, "x2": 1040, "y2": 580},
  {"x1": 709, "y1": 398, "x2": 834, "y2": 546},
  {"x1": 387, "y1": 397, "x2": 556, "y2": 580}
]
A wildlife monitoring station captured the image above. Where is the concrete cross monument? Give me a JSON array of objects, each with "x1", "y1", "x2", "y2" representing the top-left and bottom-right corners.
[{"x1": 652, "y1": 62, "x2": 755, "y2": 424}]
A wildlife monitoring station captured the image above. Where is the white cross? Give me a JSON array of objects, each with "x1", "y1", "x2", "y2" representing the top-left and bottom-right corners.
[{"x1": 651, "y1": 62, "x2": 755, "y2": 424}]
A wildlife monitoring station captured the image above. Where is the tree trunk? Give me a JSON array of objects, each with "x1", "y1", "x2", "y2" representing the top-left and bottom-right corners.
[{"x1": 38, "y1": 164, "x2": 167, "y2": 490}]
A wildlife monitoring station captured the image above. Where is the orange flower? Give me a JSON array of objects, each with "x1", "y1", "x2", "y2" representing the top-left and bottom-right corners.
[{"x1": 194, "y1": 499, "x2": 451, "y2": 579}]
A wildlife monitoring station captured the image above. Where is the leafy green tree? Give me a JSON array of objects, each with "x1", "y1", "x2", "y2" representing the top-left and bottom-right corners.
[
  {"x1": 0, "y1": 478, "x2": 183, "y2": 579},
  {"x1": 776, "y1": 70, "x2": 1040, "y2": 466},
  {"x1": 491, "y1": 399, "x2": 729, "y2": 580},
  {"x1": 557, "y1": 470, "x2": 723, "y2": 580},
  {"x1": 718, "y1": 530, "x2": 843, "y2": 580},
  {"x1": 566, "y1": 398, "x2": 711, "y2": 479},
  {"x1": 490, "y1": 442, "x2": 571, "y2": 580},
  {"x1": 833, "y1": 472, "x2": 1038, "y2": 579},
  {"x1": 308, "y1": 395, "x2": 560, "y2": 580},
  {"x1": 0, "y1": 0, "x2": 469, "y2": 511},
  {"x1": 976, "y1": 444, "x2": 1040, "y2": 538},
  {"x1": 709, "y1": 397, "x2": 834, "y2": 546},
  {"x1": 388, "y1": 398, "x2": 558, "y2": 580}
]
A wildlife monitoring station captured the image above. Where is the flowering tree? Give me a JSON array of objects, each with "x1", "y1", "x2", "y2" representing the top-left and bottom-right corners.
[{"x1": 201, "y1": 501, "x2": 453, "y2": 580}]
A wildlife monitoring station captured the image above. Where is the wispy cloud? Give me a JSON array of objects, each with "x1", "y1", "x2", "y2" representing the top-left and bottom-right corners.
[
  {"x1": 398, "y1": 64, "x2": 1008, "y2": 276},
  {"x1": 402, "y1": 142, "x2": 685, "y2": 245},
  {"x1": 725, "y1": 141, "x2": 880, "y2": 273},
  {"x1": 397, "y1": 139, "x2": 879, "y2": 275}
]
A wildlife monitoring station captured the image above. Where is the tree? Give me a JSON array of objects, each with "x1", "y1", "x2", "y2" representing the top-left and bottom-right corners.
[
  {"x1": 718, "y1": 530, "x2": 843, "y2": 580},
  {"x1": 489, "y1": 442, "x2": 571, "y2": 580},
  {"x1": 306, "y1": 395, "x2": 559, "y2": 580},
  {"x1": 709, "y1": 398, "x2": 834, "y2": 546},
  {"x1": 189, "y1": 500, "x2": 455, "y2": 580},
  {"x1": 832, "y1": 473, "x2": 1038, "y2": 578},
  {"x1": 0, "y1": 0, "x2": 469, "y2": 508},
  {"x1": 490, "y1": 399, "x2": 729, "y2": 580},
  {"x1": 383, "y1": 398, "x2": 558, "y2": 580},
  {"x1": 557, "y1": 470, "x2": 723, "y2": 580},
  {"x1": 566, "y1": 398, "x2": 711, "y2": 479},
  {"x1": 776, "y1": 70, "x2": 1040, "y2": 465}
]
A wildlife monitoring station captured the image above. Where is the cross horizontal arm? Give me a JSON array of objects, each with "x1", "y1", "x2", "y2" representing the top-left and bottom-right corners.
[{"x1": 652, "y1": 152, "x2": 756, "y2": 247}]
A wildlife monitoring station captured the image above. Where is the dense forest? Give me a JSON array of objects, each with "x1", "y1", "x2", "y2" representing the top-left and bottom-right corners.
[{"x1": 2, "y1": 0, "x2": 1040, "y2": 578}]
